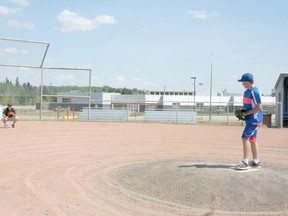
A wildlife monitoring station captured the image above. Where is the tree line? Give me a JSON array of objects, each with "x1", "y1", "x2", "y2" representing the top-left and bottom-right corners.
[{"x1": 0, "y1": 77, "x2": 145, "y2": 106}]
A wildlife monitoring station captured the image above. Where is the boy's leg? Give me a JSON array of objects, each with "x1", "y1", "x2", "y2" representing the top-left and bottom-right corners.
[
  {"x1": 2, "y1": 117, "x2": 7, "y2": 128},
  {"x1": 250, "y1": 141, "x2": 259, "y2": 160},
  {"x1": 236, "y1": 140, "x2": 250, "y2": 169},
  {"x1": 250, "y1": 141, "x2": 261, "y2": 167},
  {"x1": 11, "y1": 117, "x2": 17, "y2": 128},
  {"x1": 249, "y1": 126, "x2": 259, "y2": 161},
  {"x1": 247, "y1": 126, "x2": 261, "y2": 167},
  {"x1": 241, "y1": 124, "x2": 255, "y2": 163},
  {"x1": 242, "y1": 138, "x2": 250, "y2": 162}
]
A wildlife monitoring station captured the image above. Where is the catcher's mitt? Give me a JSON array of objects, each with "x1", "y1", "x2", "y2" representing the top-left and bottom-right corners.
[
  {"x1": 7, "y1": 111, "x2": 14, "y2": 117},
  {"x1": 234, "y1": 109, "x2": 246, "y2": 121}
]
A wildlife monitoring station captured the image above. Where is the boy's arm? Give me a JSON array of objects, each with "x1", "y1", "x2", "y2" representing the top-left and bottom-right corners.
[
  {"x1": 243, "y1": 88, "x2": 262, "y2": 116},
  {"x1": 2, "y1": 109, "x2": 7, "y2": 116},
  {"x1": 243, "y1": 103, "x2": 262, "y2": 116},
  {"x1": 12, "y1": 108, "x2": 16, "y2": 114}
]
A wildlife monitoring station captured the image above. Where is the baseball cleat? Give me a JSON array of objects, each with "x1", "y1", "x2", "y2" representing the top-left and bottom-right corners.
[{"x1": 235, "y1": 160, "x2": 251, "y2": 170}]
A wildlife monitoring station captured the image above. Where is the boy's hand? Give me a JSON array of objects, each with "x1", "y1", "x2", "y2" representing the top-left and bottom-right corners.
[
  {"x1": 7, "y1": 112, "x2": 15, "y2": 117},
  {"x1": 234, "y1": 109, "x2": 246, "y2": 121}
]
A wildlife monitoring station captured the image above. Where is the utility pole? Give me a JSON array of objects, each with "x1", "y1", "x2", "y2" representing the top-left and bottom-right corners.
[
  {"x1": 191, "y1": 77, "x2": 196, "y2": 111},
  {"x1": 209, "y1": 54, "x2": 213, "y2": 122}
]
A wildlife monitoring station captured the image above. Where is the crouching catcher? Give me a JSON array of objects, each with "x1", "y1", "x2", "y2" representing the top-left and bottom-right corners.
[{"x1": 2, "y1": 103, "x2": 18, "y2": 128}]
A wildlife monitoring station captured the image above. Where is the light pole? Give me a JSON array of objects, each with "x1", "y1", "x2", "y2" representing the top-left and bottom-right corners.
[
  {"x1": 191, "y1": 77, "x2": 196, "y2": 111},
  {"x1": 209, "y1": 54, "x2": 213, "y2": 122}
]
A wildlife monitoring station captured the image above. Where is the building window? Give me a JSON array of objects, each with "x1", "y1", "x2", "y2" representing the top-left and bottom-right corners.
[
  {"x1": 196, "y1": 103, "x2": 204, "y2": 111},
  {"x1": 62, "y1": 98, "x2": 71, "y2": 103},
  {"x1": 217, "y1": 106, "x2": 225, "y2": 112},
  {"x1": 172, "y1": 102, "x2": 180, "y2": 110}
]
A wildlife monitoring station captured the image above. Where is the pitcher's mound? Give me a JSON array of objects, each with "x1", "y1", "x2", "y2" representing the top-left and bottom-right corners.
[{"x1": 113, "y1": 159, "x2": 288, "y2": 214}]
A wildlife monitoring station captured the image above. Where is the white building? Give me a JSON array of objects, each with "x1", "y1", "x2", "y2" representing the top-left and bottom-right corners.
[
  {"x1": 274, "y1": 73, "x2": 288, "y2": 127},
  {"x1": 53, "y1": 90, "x2": 276, "y2": 115}
]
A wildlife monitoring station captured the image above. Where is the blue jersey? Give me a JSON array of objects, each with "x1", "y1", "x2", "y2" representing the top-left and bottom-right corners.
[{"x1": 243, "y1": 87, "x2": 263, "y2": 125}]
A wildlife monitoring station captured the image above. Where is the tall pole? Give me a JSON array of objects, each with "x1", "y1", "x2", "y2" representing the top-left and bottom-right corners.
[
  {"x1": 88, "y1": 69, "x2": 92, "y2": 120},
  {"x1": 40, "y1": 68, "x2": 43, "y2": 120},
  {"x1": 40, "y1": 43, "x2": 50, "y2": 120},
  {"x1": 191, "y1": 77, "x2": 196, "y2": 111},
  {"x1": 209, "y1": 54, "x2": 213, "y2": 122}
]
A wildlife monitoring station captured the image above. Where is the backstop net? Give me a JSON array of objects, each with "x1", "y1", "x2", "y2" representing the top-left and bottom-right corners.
[
  {"x1": 0, "y1": 38, "x2": 49, "y2": 118},
  {"x1": 0, "y1": 38, "x2": 92, "y2": 120}
]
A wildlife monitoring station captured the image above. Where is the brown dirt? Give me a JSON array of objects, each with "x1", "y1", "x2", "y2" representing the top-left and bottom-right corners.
[{"x1": 0, "y1": 121, "x2": 287, "y2": 216}]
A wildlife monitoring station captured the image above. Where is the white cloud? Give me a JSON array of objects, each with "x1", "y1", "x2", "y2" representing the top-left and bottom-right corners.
[
  {"x1": 56, "y1": 9, "x2": 118, "y2": 32},
  {"x1": 3, "y1": 47, "x2": 29, "y2": 54},
  {"x1": 0, "y1": 0, "x2": 34, "y2": 30},
  {"x1": 132, "y1": 77, "x2": 142, "y2": 82},
  {"x1": 0, "y1": 6, "x2": 19, "y2": 15},
  {"x1": 0, "y1": 0, "x2": 30, "y2": 15},
  {"x1": 110, "y1": 73, "x2": 156, "y2": 88},
  {"x1": 188, "y1": 10, "x2": 219, "y2": 19},
  {"x1": 140, "y1": 27, "x2": 149, "y2": 32},
  {"x1": 53, "y1": 74, "x2": 75, "y2": 80},
  {"x1": 5, "y1": 19, "x2": 34, "y2": 30},
  {"x1": 9, "y1": 0, "x2": 31, "y2": 7},
  {"x1": 18, "y1": 67, "x2": 32, "y2": 71},
  {"x1": 115, "y1": 76, "x2": 126, "y2": 82},
  {"x1": 131, "y1": 77, "x2": 156, "y2": 86},
  {"x1": 91, "y1": 75, "x2": 98, "y2": 81}
]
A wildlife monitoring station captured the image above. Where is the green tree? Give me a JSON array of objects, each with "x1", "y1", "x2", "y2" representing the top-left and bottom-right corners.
[{"x1": 15, "y1": 77, "x2": 20, "y2": 87}]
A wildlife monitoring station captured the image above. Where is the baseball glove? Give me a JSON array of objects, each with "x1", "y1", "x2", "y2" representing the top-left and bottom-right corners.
[
  {"x1": 7, "y1": 111, "x2": 15, "y2": 117},
  {"x1": 234, "y1": 109, "x2": 246, "y2": 121}
]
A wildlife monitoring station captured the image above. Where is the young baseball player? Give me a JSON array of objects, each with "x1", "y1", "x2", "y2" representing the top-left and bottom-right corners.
[
  {"x1": 2, "y1": 103, "x2": 18, "y2": 128},
  {"x1": 236, "y1": 73, "x2": 263, "y2": 169}
]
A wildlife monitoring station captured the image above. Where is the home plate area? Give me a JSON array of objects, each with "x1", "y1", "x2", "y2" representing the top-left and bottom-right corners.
[{"x1": 111, "y1": 159, "x2": 288, "y2": 215}]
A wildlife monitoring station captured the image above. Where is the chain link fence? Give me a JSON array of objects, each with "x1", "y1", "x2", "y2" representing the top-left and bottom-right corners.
[{"x1": 1, "y1": 97, "x2": 280, "y2": 127}]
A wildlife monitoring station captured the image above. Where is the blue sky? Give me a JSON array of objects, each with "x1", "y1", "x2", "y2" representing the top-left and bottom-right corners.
[{"x1": 0, "y1": 0, "x2": 287, "y2": 95}]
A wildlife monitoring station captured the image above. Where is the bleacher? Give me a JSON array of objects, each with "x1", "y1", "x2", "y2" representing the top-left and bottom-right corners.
[
  {"x1": 77, "y1": 109, "x2": 130, "y2": 121},
  {"x1": 143, "y1": 110, "x2": 197, "y2": 123}
]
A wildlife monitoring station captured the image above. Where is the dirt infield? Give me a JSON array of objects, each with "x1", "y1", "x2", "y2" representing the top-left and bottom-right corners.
[{"x1": 0, "y1": 121, "x2": 287, "y2": 216}]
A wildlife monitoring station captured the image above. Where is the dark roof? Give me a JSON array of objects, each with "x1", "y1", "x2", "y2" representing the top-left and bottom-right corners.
[{"x1": 275, "y1": 73, "x2": 288, "y2": 89}]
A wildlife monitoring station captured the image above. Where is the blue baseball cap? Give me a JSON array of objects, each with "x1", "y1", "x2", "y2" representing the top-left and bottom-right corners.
[{"x1": 238, "y1": 73, "x2": 254, "y2": 82}]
